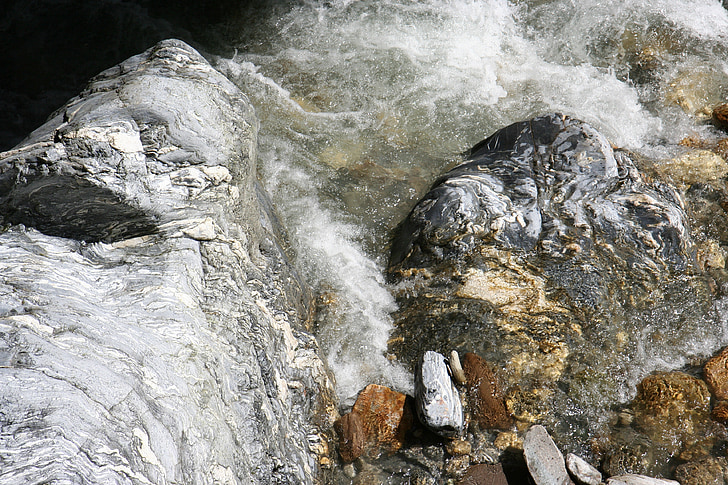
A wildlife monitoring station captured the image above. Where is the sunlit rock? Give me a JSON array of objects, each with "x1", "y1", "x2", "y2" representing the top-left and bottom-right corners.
[
  {"x1": 565, "y1": 453, "x2": 602, "y2": 485},
  {"x1": 388, "y1": 113, "x2": 721, "y2": 457},
  {"x1": 0, "y1": 39, "x2": 336, "y2": 484},
  {"x1": 522, "y1": 425, "x2": 573, "y2": 485},
  {"x1": 334, "y1": 384, "x2": 414, "y2": 462},
  {"x1": 704, "y1": 345, "x2": 728, "y2": 400},
  {"x1": 415, "y1": 351, "x2": 464, "y2": 438}
]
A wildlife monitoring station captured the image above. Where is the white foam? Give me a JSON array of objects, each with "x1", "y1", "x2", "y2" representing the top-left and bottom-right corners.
[{"x1": 221, "y1": 0, "x2": 728, "y2": 406}]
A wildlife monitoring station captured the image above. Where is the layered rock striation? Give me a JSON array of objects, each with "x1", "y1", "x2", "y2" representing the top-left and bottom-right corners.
[
  {"x1": 388, "y1": 113, "x2": 721, "y2": 453},
  {"x1": 0, "y1": 39, "x2": 335, "y2": 484}
]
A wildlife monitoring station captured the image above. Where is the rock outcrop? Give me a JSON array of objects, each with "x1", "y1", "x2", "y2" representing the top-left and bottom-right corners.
[
  {"x1": 0, "y1": 39, "x2": 335, "y2": 484},
  {"x1": 387, "y1": 113, "x2": 721, "y2": 452}
]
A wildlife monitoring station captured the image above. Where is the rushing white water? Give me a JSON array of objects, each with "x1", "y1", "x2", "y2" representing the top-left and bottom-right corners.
[{"x1": 218, "y1": 0, "x2": 728, "y2": 405}]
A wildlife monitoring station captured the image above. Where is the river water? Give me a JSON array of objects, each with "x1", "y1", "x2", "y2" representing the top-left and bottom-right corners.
[{"x1": 217, "y1": 0, "x2": 728, "y2": 415}]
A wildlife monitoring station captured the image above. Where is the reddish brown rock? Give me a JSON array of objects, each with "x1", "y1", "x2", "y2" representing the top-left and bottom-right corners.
[
  {"x1": 713, "y1": 104, "x2": 728, "y2": 131},
  {"x1": 334, "y1": 384, "x2": 415, "y2": 462},
  {"x1": 334, "y1": 411, "x2": 365, "y2": 463},
  {"x1": 711, "y1": 399, "x2": 728, "y2": 423},
  {"x1": 704, "y1": 346, "x2": 728, "y2": 400},
  {"x1": 462, "y1": 352, "x2": 513, "y2": 430},
  {"x1": 458, "y1": 464, "x2": 509, "y2": 485}
]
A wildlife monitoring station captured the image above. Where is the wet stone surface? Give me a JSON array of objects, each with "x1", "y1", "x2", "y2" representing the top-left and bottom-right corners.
[{"x1": 387, "y1": 113, "x2": 723, "y2": 460}]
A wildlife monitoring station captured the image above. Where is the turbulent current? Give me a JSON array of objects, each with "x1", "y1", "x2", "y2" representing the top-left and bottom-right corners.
[{"x1": 215, "y1": 0, "x2": 728, "y2": 407}]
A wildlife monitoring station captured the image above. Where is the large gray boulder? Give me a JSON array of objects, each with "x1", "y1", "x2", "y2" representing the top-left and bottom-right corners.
[
  {"x1": 0, "y1": 39, "x2": 336, "y2": 484},
  {"x1": 387, "y1": 114, "x2": 722, "y2": 461}
]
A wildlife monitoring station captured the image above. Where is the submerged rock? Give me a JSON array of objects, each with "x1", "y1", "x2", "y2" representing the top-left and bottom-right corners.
[
  {"x1": 458, "y1": 463, "x2": 510, "y2": 485},
  {"x1": 461, "y1": 352, "x2": 512, "y2": 430},
  {"x1": 673, "y1": 456, "x2": 727, "y2": 485},
  {"x1": 0, "y1": 39, "x2": 336, "y2": 484},
  {"x1": 415, "y1": 351, "x2": 465, "y2": 438},
  {"x1": 606, "y1": 474, "x2": 679, "y2": 485},
  {"x1": 388, "y1": 113, "x2": 721, "y2": 456}
]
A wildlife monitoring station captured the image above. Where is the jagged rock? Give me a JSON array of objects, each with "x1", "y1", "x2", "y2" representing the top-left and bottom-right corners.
[
  {"x1": 674, "y1": 456, "x2": 727, "y2": 485},
  {"x1": 0, "y1": 39, "x2": 336, "y2": 484},
  {"x1": 387, "y1": 113, "x2": 720, "y2": 453},
  {"x1": 523, "y1": 425, "x2": 574, "y2": 485},
  {"x1": 704, "y1": 346, "x2": 728, "y2": 400},
  {"x1": 461, "y1": 352, "x2": 512, "y2": 430},
  {"x1": 335, "y1": 383, "x2": 414, "y2": 462},
  {"x1": 606, "y1": 474, "x2": 680, "y2": 485},
  {"x1": 415, "y1": 351, "x2": 464, "y2": 438},
  {"x1": 566, "y1": 453, "x2": 602, "y2": 485}
]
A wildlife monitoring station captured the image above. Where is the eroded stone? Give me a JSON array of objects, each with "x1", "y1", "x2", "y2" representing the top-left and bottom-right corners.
[{"x1": 415, "y1": 351, "x2": 464, "y2": 438}]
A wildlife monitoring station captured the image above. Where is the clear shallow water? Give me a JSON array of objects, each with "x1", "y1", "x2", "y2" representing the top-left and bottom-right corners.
[{"x1": 217, "y1": 0, "x2": 728, "y2": 407}]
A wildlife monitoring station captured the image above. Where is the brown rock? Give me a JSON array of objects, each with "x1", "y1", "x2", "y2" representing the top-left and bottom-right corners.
[
  {"x1": 674, "y1": 456, "x2": 727, "y2": 485},
  {"x1": 704, "y1": 346, "x2": 728, "y2": 400},
  {"x1": 334, "y1": 384, "x2": 415, "y2": 462},
  {"x1": 713, "y1": 103, "x2": 728, "y2": 131},
  {"x1": 624, "y1": 371, "x2": 715, "y2": 475},
  {"x1": 458, "y1": 463, "x2": 509, "y2": 485},
  {"x1": 334, "y1": 411, "x2": 365, "y2": 463},
  {"x1": 462, "y1": 352, "x2": 513, "y2": 430},
  {"x1": 711, "y1": 399, "x2": 728, "y2": 423}
]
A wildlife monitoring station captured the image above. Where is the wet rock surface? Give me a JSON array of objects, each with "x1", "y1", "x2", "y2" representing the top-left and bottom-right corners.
[
  {"x1": 673, "y1": 456, "x2": 728, "y2": 485},
  {"x1": 705, "y1": 345, "x2": 728, "y2": 400},
  {"x1": 606, "y1": 474, "x2": 680, "y2": 485},
  {"x1": 0, "y1": 39, "x2": 336, "y2": 484},
  {"x1": 462, "y1": 352, "x2": 513, "y2": 431},
  {"x1": 334, "y1": 384, "x2": 414, "y2": 462},
  {"x1": 387, "y1": 113, "x2": 722, "y2": 459}
]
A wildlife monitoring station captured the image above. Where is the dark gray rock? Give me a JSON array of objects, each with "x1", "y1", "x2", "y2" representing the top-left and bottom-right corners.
[
  {"x1": 387, "y1": 114, "x2": 721, "y2": 461},
  {"x1": 390, "y1": 113, "x2": 691, "y2": 272},
  {"x1": 523, "y1": 425, "x2": 574, "y2": 485},
  {"x1": 566, "y1": 453, "x2": 602, "y2": 485},
  {"x1": 415, "y1": 351, "x2": 464, "y2": 438},
  {"x1": 0, "y1": 39, "x2": 336, "y2": 484}
]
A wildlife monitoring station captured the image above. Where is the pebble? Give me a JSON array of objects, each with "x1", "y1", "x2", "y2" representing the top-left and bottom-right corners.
[
  {"x1": 565, "y1": 453, "x2": 602, "y2": 485},
  {"x1": 523, "y1": 425, "x2": 574, "y2": 485}
]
